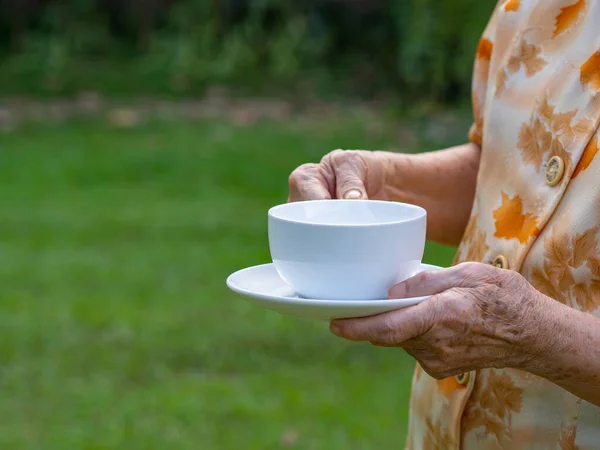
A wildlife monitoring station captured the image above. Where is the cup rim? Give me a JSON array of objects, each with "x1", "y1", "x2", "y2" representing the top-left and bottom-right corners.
[{"x1": 268, "y1": 199, "x2": 427, "y2": 228}]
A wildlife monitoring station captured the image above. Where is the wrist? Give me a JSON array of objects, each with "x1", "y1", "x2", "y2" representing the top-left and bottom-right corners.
[
  {"x1": 373, "y1": 150, "x2": 414, "y2": 199},
  {"x1": 515, "y1": 293, "x2": 571, "y2": 373}
]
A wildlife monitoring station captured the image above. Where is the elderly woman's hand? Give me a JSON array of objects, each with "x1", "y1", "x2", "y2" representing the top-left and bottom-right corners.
[
  {"x1": 287, "y1": 144, "x2": 482, "y2": 246},
  {"x1": 288, "y1": 150, "x2": 391, "y2": 202},
  {"x1": 329, "y1": 262, "x2": 552, "y2": 379}
]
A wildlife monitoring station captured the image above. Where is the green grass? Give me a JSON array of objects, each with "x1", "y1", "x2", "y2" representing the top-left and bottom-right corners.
[{"x1": 0, "y1": 116, "x2": 457, "y2": 449}]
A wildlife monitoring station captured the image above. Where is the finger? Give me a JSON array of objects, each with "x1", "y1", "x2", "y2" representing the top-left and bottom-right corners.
[
  {"x1": 288, "y1": 163, "x2": 333, "y2": 202},
  {"x1": 329, "y1": 300, "x2": 434, "y2": 345},
  {"x1": 325, "y1": 150, "x2": 368, "y2": 200},
  {"x1": 388, "y1": 266, "x2": 464, "y2": 299}
]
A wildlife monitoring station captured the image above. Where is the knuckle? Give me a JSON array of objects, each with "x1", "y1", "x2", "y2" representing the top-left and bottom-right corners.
[
  {"x1": 459, "y1": 262, "x2": 482, "y2": 275},
  {"x1": 288, "y1": 167, "x2": 302, "y2": 184},
  {"x1": 343, "y1": 151, "x2": 368, "y2": 171},
  {"x1": 323, "y1": 149, "x2": 346, "y2": 165},
  {"x1": 418, "y1": 355, "x2": 461, "y2": 380},
  {"x1": 456, "y1": 262, "x2": 494, "y2": 285},
  {"x1": 417, "y1": 271, "x2": 432, "y2": 286},
  {"x1": 288, "y1": 171, "x2": 299, "y2": 188},
  {"x1": 481, "y1": 264, "x2": 499, "y2": 279},
  {"x1": 289, "y1": 164, "x2": 316, "y2": 185},
  {"x1": 427, "y1": 294, "x2": 446, "y2": 316},
  {"x1": 429, "y1": 364, "x2": 448, "y2": 380},
  {"x1": 452, "y1": 263, "x2": 471, "y2": 281},
  {"x1": 327, "y1": 149, "x2": 365, "y2": 169},
  {"x1": 502, "y1": 271, "x2": 528, "y2": 294},
  {"x1": 419, "y1": 271, "x2": 432, "y2": 281},
  {"x1": 507, "y1": 270, "x2": 526, "y2": 286},
  {"x1": 485, "y1": 262, "x2": 523, "y2": 288},
  {"x1": 420, "y1": 361, "x2": 442, "y2": 379},
  {"x1": 373, "y1": 318, "x2": 397, "y2": 344},
  {"x1": 437, "y1": 370, "x2": 455, "y2": 380},
  {"x1": 403, "y1": 272, "x2": 429, "y2": 297}
]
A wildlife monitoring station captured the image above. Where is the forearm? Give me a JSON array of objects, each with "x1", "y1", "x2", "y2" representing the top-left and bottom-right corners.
[
  {"x1": 522, "y1": 297, "x2": 600, "y2": 406},
  {"x1": 376, "y1": 143, "x2": 481, "y2": 246}
]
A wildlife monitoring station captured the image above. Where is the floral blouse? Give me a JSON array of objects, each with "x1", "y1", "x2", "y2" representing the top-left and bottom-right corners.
[{"x1": 405, "y1": 0, "x2": 600, "y2": 448}]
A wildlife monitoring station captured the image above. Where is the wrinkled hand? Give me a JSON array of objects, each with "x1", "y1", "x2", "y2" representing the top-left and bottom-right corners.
[
  {"x1": 288, "y1": 149, "x2": 389, "y2": 201},
  {"x1": 330, "y1": 262, "x2": 550, "y2": 379}
]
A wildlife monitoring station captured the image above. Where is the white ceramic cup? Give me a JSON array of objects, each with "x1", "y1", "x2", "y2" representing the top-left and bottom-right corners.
[{"x1": 268, "y1": 199, "x2": 427, "y2": 300}]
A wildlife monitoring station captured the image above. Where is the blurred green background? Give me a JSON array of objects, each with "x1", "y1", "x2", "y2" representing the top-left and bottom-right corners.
[
  {"x1": 0, "y1": 1, "x2": 490, "y2": 449},
  {"x1": 0, "y1": 0, "x2": 493, "y2": 100}
]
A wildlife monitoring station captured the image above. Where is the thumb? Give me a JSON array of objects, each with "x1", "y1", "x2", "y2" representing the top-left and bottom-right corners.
[
  {"x1": 329, "y1": 151, "x2": 368, "y2": 199},
  {"x1": 337, "y1": 172, "x2": 367, "y2": 200},
  {"x1": 330, "y1": 300, "x2": 434, "y2": 344}
]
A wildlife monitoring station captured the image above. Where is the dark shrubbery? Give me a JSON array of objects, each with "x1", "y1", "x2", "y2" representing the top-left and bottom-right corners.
[{"x1": 0, "y1": 0, "x2": 494, "y2": 100}]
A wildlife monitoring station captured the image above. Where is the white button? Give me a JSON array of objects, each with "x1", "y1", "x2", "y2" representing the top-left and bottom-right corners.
[
  {"x1": 545, "y1": 155, "x2": 565, "y2": 186},
  {"x1": 492, "y1": 255, "x2": 509, "y2": 270}
]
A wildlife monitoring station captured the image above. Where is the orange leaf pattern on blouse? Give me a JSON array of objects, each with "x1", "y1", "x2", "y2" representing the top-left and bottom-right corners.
[
  {"x1": 528, "y1": 224, "x2": 600, "y2": 311},
  {"x1": 424, "y1": 416, "x2": 455, "y2": 449},
  {"x1": 507, "y1": 37, "x2": 548, "y2": 77},
  {"x1": 517, "y1": 94, "x2": 591, "y2": 174},
  {"x1": 558, "y1": 424, "x2": 578, "y2": 450},
  {"x1": 553, "y1": 0, "x2": 586, "y2": 38},
  {"x1": 581, "y1": 52, "x2": 600, "y2": 92},
  {"x1": 572, "y1": 133, "x2": 599, "y2": 178},
  {"x1": 493, "y1": 192, "x2": 539, "y2": 243},
  {"x1": 477, "y1": 38, "x2": 493, "y2": 61},
  {"x1": 436, "y1": 377, "x2": 467, "y2": 398},
  {"x1": 462, "y1": 370, "x2": 524, "y2": 443},
  {"x1": 504, "y1": 0, "x2": 520, "y2": 12},
  {"x1": 458, "y1": 214, "x2": 490, "y2": 263},
  {"x1": 517, "y1": 117, "x2": 552, "y2": 170}
]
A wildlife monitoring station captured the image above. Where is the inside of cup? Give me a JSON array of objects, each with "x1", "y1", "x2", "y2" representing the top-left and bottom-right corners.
[{"x1": 270, "y1": 200, "x2": 425, "y2": 226}]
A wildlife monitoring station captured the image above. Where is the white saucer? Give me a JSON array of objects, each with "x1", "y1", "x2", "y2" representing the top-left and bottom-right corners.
[{"x1": 226, "y1": 263, "x2": 442, "y2": 322}]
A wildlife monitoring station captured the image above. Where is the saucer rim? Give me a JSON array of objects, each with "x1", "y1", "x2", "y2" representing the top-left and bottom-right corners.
[{"x1": 226, "y1": 262, "x2": 441, "y2": 306}]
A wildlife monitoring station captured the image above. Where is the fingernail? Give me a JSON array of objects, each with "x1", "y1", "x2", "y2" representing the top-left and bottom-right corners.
[
  {"x1": 344, "y1": 189, "x2": 362, "y2": 199},
  {"x1": 330, "y1": 322, "x2": 341, "y2": 335}
]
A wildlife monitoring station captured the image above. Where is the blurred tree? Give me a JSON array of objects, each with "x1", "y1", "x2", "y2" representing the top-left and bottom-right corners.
[
  {"x1": 0, "y1": 0, "x2": 46, "y2": 51},
  {"x1": 101, "y1": 0, "x2": 175, "y2": 51},
  {"x1": 0, "y1": 0, "x2": 495, "y2": 101}
]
